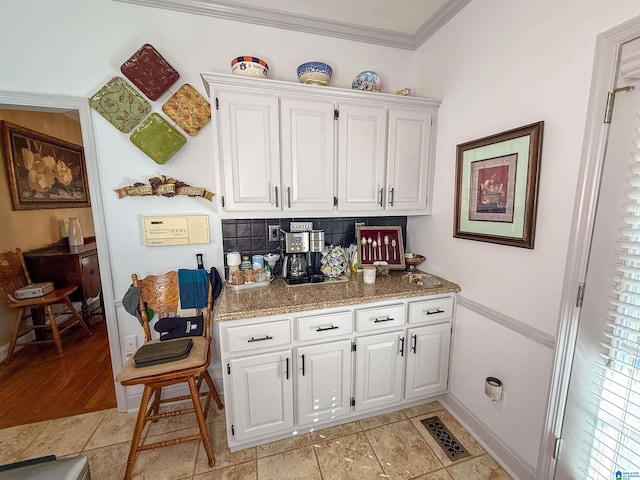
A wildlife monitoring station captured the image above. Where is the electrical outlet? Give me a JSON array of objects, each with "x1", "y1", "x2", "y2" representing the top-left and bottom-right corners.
[
  {"x1": 268, "y1": 225, "x2": 280, "y2": 242},
  {"x1": 124, "y1": 335, "x2": 137, "y2": 355}
]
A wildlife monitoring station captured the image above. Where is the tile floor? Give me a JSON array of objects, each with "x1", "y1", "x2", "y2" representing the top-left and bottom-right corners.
[{"x1": 0, "y1": 400, "x2": 513, "y2": 479}]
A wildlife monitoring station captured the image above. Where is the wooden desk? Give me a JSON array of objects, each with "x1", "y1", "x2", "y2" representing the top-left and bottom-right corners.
[{"x1": 24, "y1": 242, "x2": 102, "y2": 322}]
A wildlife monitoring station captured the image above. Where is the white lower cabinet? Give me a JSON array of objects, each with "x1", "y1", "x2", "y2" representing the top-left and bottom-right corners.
[
  {"x1": 227, "y1": 350, "x2": 293, "y2": 441},
  {"x1": 218, "y1": 294, "x2": 454, "y2": 450},
  {"x1": 405, "y1": 323, "x2": 452, "y2": 400},
  {"x1": 296, "y1": 340, "x2": 352, "y2": 425},
  {"x1": 354, "y1": 330, "x2": 405, "y2": 412}
]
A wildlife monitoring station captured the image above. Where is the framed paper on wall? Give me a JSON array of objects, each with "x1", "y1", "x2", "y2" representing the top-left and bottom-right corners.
[
  {"x1": 1, "y1": 121, "x2": 91, "y2": 210},
  {"x1": 454, "y1": 122, "x2": 543, "y2": 248}
]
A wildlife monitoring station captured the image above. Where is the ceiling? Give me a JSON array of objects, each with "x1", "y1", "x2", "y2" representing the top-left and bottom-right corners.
[{"x1": 114, "y1": 0, "x2": 472, "y2": 50}]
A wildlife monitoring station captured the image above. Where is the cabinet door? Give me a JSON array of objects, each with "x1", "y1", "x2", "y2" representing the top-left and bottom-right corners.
[
  {"x1": 80, "y1": 252, "x2": 102, "y2": 299},
  {"x1": 228, "y1": 350, "x2": 293, "y2": 441},
  {"x1": 297, "y1": 340, "x2": 352, "y2": 426},
  {"x1": 337, "y1": 103, "x2": 387, "y2": 211},
  {"x1": 405, "y1": 323, "x2": 451, "y2": 400},
  {"x1": 355, "y1": 330, "x2": 404, "y2": 411},
  {"x1": 216, "y1": 90, "x2": 281, "y2": 212},
  {"x1": 281, "y1": 96, "x2": 336, "y2": 212},
  {"x1": 386, "y1": 108, "x2": 433, "y2": 211}
]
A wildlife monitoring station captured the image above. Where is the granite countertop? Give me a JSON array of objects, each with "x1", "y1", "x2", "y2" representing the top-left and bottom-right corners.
[{"x1": 214, "y1": 270, "x2": 461, "y2": 322}]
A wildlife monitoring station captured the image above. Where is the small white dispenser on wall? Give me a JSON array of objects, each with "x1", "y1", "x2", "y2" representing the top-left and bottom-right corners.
[
  {"x1": 142, "y1": 215, "x2": 210, "y2": 246},
  {"x1": 485, "y1": 376, "x2": 503, "y2": 402}
]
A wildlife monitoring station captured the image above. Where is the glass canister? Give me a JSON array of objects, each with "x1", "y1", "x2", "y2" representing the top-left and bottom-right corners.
[
  {"x1": 243, "y1": 269, "x2": 255, "y2": 284},
  {"x1": 255, "y1": 267, "x2": 267, "y2": 283},
  {"x1": 230, "y1": 270, "x2": 243, "y2": 285}
]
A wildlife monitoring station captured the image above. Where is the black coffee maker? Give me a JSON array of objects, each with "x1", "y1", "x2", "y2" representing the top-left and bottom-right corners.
[
  {"x1": 282, "y1": 231, "x2": 310, "y2": 285},
  {"x1": 307, "y1": 230, "x2": 325, "y2": 283}
]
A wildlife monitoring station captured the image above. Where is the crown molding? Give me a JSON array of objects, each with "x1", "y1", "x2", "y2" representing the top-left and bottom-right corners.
[
  {"x1": 112, "y1": 0, "x2": 469, "y2": 50},
  {"x1": 414, "y1": 0, "x2": 472, "y2": 48}
]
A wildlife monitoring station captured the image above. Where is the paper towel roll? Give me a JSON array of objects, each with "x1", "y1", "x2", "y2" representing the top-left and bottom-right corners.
[{"x1": 485, "y1": 377, "x2": 503, "y2": 401}]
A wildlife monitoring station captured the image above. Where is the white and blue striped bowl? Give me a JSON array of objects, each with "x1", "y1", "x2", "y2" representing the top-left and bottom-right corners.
[{"x1": 296, "y1": 62, "x2": 332, "y2": 85}]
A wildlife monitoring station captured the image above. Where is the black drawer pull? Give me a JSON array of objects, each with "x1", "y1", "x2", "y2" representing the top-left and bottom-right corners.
[
  {"x1": 285, "y1": 357, "x2": 290, "y2": 380},
  {"x1": 425, "y1": 308, "x2": 444, "y2": 315},
  {"x1": 373, "y1": 316, "x2": 394, "y2": 323},
  {"x1": 411, "y1": 334, "x2": 417, "y2": 353},
  {"x1": 316, "y1": 325, "x2": 338, "y2": 332},
  {"x1": 399, "y1": 336, "x2": 405, "y2": 356},
  {"x1": 248, "y1": 335, "x2": 273, "y2": 343}
]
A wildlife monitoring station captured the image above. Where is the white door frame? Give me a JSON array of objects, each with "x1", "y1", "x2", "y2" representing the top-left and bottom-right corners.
[
  {"x1": 0, "y1": 91, "x2": 126, "y2": 411},
  {"x1": 537, "y1": 15, "x2": 640, "y2": 480}
]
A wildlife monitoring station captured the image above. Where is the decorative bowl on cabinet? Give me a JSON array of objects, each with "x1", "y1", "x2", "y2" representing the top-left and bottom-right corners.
[
  {"x1": 352, "y1": 70, "x2": 382, "y2": 92},
  {"x1": 231, "y1": 56, "x2": 269, "y2": 78},
  {"x1": 296, "y1": 62, "x2": 332, "y2": 85}
]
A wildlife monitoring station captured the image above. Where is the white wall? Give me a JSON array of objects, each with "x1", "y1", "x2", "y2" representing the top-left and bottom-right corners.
[
  {"x1": 0, "y1": 0, "x2": 413, "y2": 407},
  {"x1": 406, "y1": 1, "x2": 640, "y2": 477}
]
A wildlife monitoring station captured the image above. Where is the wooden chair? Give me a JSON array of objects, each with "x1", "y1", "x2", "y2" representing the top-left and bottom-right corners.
[
  {"x1": 116, "y1": 271, "x2": 224, "y2": 480},
  {"x1": 0, "y1": 248, "x2": 92, "y2": 362}
]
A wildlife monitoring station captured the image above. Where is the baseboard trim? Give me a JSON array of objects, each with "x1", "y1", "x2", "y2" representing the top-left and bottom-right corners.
[
  {"x1": 0, "y1": 332, "x2": 35, "y2": 362},
  {"x1": 440, "y1": 392, "x2": 536, "y2": 480}
]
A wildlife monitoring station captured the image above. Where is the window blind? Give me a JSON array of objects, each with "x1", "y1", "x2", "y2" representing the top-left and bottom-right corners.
[{"x1": 579, "y1": 145, "x2": 640, "y2": 478}]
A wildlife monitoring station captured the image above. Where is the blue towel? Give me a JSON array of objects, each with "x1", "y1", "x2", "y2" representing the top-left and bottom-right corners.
[{"x1": 178, "y1": 269, "x2": 209, "y2": 309}]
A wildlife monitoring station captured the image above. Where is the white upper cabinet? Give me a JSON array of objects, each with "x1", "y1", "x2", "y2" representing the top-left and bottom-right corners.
[
  {"x1": 337, "y1": 103, "x2": 387, "y2": 211},
  {"x1": 281, "y1": 96, "x2": 336, "y2": 212},
  {"x1": 386, "y1": 108, "x2": 433, "y2": 211},
  {"x1": 202, "y1": 73, "x2": 440, "y2": 218},
  {"x1": 216, "y1": 90, "x2": 281, "y2": 212}
]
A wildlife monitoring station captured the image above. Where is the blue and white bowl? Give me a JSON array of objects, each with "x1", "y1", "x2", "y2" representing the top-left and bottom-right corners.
[{"x1": 297, "y1": 62, "x2": 332, "y2": 85}]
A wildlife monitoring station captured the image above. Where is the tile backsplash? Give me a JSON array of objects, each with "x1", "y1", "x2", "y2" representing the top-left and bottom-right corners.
[{"x1": 222, "y1": 216, "x2": 407, "y2": 269}]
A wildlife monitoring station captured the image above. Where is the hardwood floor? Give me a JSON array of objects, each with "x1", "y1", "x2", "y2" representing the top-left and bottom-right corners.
[{"x1": 0, "y1": 317, "x2": 116, "y2": 429}]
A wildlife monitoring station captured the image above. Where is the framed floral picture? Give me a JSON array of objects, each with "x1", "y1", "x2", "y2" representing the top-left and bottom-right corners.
[
  {"x1": 1, "y1": 121, "x2": 90, "y2": 210},
  {"x1": 454, "y1": 122, "x2": 543, "y2": 248}
]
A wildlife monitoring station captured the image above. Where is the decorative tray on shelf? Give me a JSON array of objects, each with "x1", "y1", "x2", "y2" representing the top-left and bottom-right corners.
[
  {"x1": 402, "y1": 272, "x2": 444, "y2": 288},
  {"x1": 356, "y1": 225, "x2": 405, "y2": 270},
  {"x1": 226, "y1": 277, "x2": 273, "y2": 291}
]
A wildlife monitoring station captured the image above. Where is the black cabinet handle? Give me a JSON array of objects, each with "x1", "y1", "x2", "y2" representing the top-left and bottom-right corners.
[
  {"x1": 425, "y1": 308, "x2": 444, "y2": 315},
  {"x1": 248, "y1": 335, "x2": 273, "y2": 343},
  {"x1": 389, "y1": 187, "x2": 395, "y2": 207},
  {"x1": 285, "y1": 357, "x2": 289, "y2": 380},
  {"x1": 373, "y1": 316, "x2": 394, "y2": 323},
  {"x1": 274, "y1": 186, "x2": 279, "y2": 208},
  {"x1": 287, "y1": 187, "x2": 291, "y2": 208},
  {"x1": 411, "y1": 334, "x2": 417, "y2": 354},
  {"x1": 301, "y1": 354, "x2": 305, "y2": 376},
  {"x1": 399, "y1": 336, "x2": 405, "y2": 356},
  {"x1": 316, "y1": 325, "x2": 338, "y2": 332}
]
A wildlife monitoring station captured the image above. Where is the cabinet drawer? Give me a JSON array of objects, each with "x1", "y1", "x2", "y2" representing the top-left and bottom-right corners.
[
  {"x1": 296, "y1": 311, "x2": 353, "y2": 341},
  {"x1": 226, "y1": 320, "x2": 291, "y2": 353},
  {"x1": 356, "y1": 304, "x2": 405, "y2": 332},
  {"x1": 408, "y1": 297, "x2": 453, "y2": 324}
]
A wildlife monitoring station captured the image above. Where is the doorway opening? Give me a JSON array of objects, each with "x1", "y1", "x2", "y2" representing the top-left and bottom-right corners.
[{"x1": 0, "y1": 92, "x2": 124, "y2": 428}]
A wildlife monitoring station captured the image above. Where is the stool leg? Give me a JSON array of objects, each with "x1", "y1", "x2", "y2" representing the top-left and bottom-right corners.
[
  {"x1": 125, "y1": 385, "x2": 153, "y2": 480},
  {"x1": 203, "y1": 370, "x2": 224, "y2": 411},
  {"x1": 64, "y1": 297, "x2": 92, "y2": 337},
  {"x1": 45, "y1": 305, "x2": 63, "y2": 358},
  {"x1": 188, "y1": 376, "x2": 215, "y2": 467},
  {"x1": 5, "y1": 308, "x2": 25, "y2": 363},
  {"x1": 150, "y1": 387, "x2": 162, "y2": 422}
]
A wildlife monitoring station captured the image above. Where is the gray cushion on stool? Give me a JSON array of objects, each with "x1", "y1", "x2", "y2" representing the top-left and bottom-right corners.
[{"x1": 0, "y1": 456, "x2": 90, "y2": 480}]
